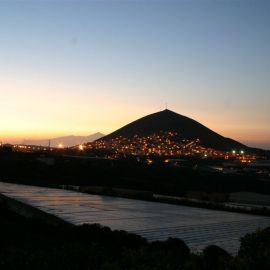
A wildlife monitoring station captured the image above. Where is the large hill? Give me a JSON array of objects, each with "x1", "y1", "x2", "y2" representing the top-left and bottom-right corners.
[{"x1": 100, "y1": 109, "x2": 262, "y2": 153}]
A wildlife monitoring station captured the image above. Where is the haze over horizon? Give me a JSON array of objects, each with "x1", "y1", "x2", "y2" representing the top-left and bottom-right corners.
[{"x1": 1, "y1": 1, "x2": 269, "y2": 149}]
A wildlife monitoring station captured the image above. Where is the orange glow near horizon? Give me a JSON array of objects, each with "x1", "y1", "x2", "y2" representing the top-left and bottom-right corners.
[
  {"x1": 1, "y1": 79, "x2": 269, "y2": 148},
  {"x1": 0, "y1": 114, "x2": 270, "y2": 147}
]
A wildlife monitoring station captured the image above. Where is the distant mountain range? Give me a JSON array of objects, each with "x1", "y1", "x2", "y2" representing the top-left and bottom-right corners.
[
  {"x1": 22, "y1": 132, "x2": 104, "y2": 147},
  {"x1": 100, "y1": 109, "x2": 265, "y2": 154}
]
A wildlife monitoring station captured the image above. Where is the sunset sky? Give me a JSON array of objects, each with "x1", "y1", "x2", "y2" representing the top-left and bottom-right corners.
[{"x1": 0, "y1": 0, "x2": 269, "y2": 149}]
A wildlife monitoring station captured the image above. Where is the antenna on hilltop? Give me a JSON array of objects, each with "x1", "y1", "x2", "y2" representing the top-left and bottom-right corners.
[{"x1": 165, "y1": 102, "x2": 168, "y2": 110}]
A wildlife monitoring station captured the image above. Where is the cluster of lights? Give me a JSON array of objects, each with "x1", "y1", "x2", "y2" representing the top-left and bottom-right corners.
[
  {"x1": 9, "y1": 134, "x2": 259, "y2": 163},
  {"x1": 86, "y1": 131, "x2": 224, "y2": 157},
  {"x1": 12, "y1": 145, "x2": 51, "y2": 152},
  {"x1": 223, "y1": 149, "x2": 257, "y2": 162},
  {"x1": 232, "y1": 150, "x2": 245, "y2": 155}
]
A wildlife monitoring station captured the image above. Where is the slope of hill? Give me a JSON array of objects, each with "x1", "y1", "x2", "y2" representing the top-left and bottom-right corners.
[
  {"x1": 22, "y1": 132, "x2": 104, "y2": 147},
  {"x1": 100, "y1": 109, "x2": 260, "y2": 153}
]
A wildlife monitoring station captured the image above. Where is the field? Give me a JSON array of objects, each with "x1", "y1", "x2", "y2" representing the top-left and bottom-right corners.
[{"x1": 2, "y1": 182, "x2": 270, "y2": 255}]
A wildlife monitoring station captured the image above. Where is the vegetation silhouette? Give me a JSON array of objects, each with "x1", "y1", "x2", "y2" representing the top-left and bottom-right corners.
[{"x1": 1, "y1": 203, "x2": 270, "y2": 270}]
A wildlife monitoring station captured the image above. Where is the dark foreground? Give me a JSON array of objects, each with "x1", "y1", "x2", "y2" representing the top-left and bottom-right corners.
[{"x1": 1, "y1": 203, "x2": 270, "y2": 270}]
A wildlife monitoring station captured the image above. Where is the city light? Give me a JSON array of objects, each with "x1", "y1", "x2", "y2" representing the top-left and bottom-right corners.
[
  {"x1": 82, "y1": 131, "x2": 260, "y2": 161},
  {"x1": 146, "y1": 159, "x2": 153, "y2": 165},
  {"x1": 86, "y1": 131, "x2": 224, "y2": 158},
  {"x1": 78, "y1": 144, "x2": 84, "y2": 151},
  {"x1": 58, "y1": 143, "x2": 64, "y2": 149},
  {"x1": 5, "y1": 133, "x2": 259, "y2": 162}
]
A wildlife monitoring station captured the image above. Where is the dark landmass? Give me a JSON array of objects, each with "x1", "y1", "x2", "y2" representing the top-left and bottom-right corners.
[
  {"x1": 1, "y1": 201, "x2": 269, "y2": 270},
  {"x1": 1, "y1": 150, "x2": 269, "y2": 196},
  {"x1": 100, "y1": 109, "x2": 265, "y2": 154}
]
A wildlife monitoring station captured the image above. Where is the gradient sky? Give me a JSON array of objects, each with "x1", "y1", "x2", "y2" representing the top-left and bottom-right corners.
[{"x1": 0, "y1": 0, "x2": 269, "y2": 149}]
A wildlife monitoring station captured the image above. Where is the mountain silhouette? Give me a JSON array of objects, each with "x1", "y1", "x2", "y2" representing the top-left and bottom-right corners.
[
  {"x1": 100, "y1": 109, "x2": 259, "y2": 152},
  {"x1": 22, "y1": 132, "x2": 104, "y2": 147}
]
